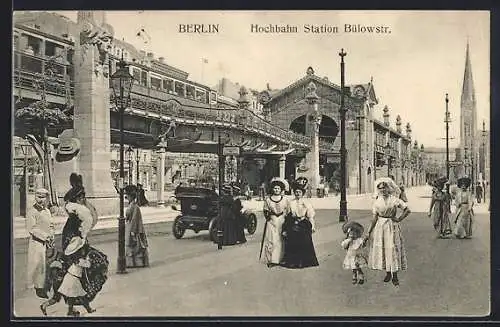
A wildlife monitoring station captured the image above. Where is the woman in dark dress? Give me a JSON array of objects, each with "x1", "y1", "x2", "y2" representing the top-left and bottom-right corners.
[
  {"x1": 217, "y1": 185, "x2": 247, "y2": 246},
  {"x1": 124, "y1": 185, "x2": 150, "y2": 268},
  {"x1": 428, "y1": 177, "x2": 452, "y2": 238},
  {"x1": 281, "y1": 177, "x2": 319, "y2": 269},
  {"x1": 40, "y1": 185, "x2": 108, "y2": 316}
]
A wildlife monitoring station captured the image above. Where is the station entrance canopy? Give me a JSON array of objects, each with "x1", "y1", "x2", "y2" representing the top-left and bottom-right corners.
[{"x1": 110, "y1": 129, "x2": 302, "y2": 159}]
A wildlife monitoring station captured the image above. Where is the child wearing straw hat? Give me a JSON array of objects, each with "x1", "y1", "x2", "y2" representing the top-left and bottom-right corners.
[{"x1": 341, "y1": 221, "x2": 368, "y2": 284}]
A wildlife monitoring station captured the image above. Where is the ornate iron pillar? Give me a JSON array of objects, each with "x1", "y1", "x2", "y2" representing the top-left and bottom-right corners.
[{"x1": 339, "y1": 48, "x2": 348, "y2": 222}]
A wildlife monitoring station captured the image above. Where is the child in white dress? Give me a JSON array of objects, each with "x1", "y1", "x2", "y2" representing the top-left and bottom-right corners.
[
  {"x1": 341, "y1": 221, "x2": 367, "y2": 284},
  {"x1": 58, "y1": 236, "x2": 96, "y2": 316}
]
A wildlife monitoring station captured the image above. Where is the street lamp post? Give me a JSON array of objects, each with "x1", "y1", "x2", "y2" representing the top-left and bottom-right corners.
[
  {"x1": 110, "y1": 55, "x2": 134, "y2": 275},
  {"x1": 420, "y1": 144, "x2": 424, "y2": 185},
  {"x1": 385, "y1": 142, "x2": 391, "y2": 178},
  {"x1": 20, "y1": 144, "x2": 30, "y2": 217},
  {"x1": 136, "y1": 148, "x2": 140, "y2": 185},
  {"x1": 217, "y1": 132, "x2": 224, "y2": 250},
  {"x1": 127, "y1": 146, "x2": 133, "y2": 185},
  {"x1": 481, "y1": 120, "x2": 487, "y2": 200},
  {"x1": 357, "y1": 115, "x2": 362, "y2": 194},
  {"x1": 470, "y1": 139, "x2": 475, "y2": 193},
  {"x1": 338, "y1": 48, "x2": 348, "y2": 223},
  {"x1": 445, "y1": 93, "x2": 451, "y2": 181}
]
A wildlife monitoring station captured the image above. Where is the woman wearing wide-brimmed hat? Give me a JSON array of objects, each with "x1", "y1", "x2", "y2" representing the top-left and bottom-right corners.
[
  {"x1": 453, "y1": 176, "x2": 474, "y2": 239},
  {"x1": 428, "y1": 177, "x2": 453, "y2": 238},
  {"x1": 64, "y1": 173, "x2": 98, "y2": 232},
  {"x1": 124, "y1": 184, "x2": 149, "y2": 268},
  {"x1": 260, "y1": 177, "x2": 290, "y2": 267},
  {"x1": 61, "y1": 185, "x2": 93, "y2": 251},
  {"x1": 365, "y1": 178, "x2": 411, "y2": 286},
  {"x1": 280, "y1": 177, "x2": 319, "y2": 269},
  {"x1": 41, "y1": 186, "x2": 108, "y2": 316},
  {"x1": 215, "y1": 184, "x2": 247, "y2": 246}
]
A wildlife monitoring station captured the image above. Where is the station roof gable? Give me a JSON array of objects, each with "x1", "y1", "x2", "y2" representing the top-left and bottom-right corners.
[{"x1": 260, "y1": 72, "x2": 374, "y2": 110}]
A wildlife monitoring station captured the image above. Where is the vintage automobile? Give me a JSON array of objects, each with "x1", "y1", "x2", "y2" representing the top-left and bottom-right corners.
[{"x1": 171, "y1": 186, "x2": 258, "y2": 240}]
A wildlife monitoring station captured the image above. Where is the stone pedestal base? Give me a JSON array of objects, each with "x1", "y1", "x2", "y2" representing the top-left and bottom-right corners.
[
  {"x1": 53, "y1": 158, "x2": 79, "y2": 199},
  {"x1": 304, "y1": 151, "x2": 320, "y2": 190},
  {"x1": 83, "y1": 196, "x2": 120, "y2": 217}
]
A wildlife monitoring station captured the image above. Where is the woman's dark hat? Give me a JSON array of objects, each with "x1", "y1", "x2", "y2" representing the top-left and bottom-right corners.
[
  {"x1": 69, "y1": 173, "x2": 83, "y2": 188},
  {"x1": 433, "y1": 176, "x2": 448, "y2": 189},
  {"x1": 124, "y1": 184, "x2": 138, "y2": 195},
  {"x1": 342, "y1": 221, "x2": 364, "y2": 236},
  {"x1": 292, "y1": 177, "x2": 308, "y2": 192},
  {"x1": 64, "y1": 185, "x2": 85, "y2": 202},
  {"x1": 457, "y1": 176, "x2": 471, "y2": 188}
]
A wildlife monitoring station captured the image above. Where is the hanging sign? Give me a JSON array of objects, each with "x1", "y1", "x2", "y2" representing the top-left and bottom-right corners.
[{"x1": 223, "y1": 146, "x2": 240, "y2": 156}]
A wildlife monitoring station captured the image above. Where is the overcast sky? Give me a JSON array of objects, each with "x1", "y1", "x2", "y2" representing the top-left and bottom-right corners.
[{"x1": 50, "y1": 10, "x2": 490, "y2": 148}]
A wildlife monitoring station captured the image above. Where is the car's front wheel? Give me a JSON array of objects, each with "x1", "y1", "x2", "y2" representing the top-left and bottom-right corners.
[{"x1": 172, "y1": 216, "x2": 186, "y2": 239}]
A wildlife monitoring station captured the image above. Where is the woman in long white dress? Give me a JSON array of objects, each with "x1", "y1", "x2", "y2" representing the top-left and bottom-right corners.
[
  {"x1": 260, "y1": 178, "x2": 290, "y2": 268},
  {"x1": 453, "y1": 177, "x2": 474, "y2": 239},
  {"x1": 365, "y1": 179, "x2": 411, "y2": 286}
]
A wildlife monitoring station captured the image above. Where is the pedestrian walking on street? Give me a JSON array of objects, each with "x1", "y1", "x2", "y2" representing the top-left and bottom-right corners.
[
  {"x1": 26, "y1": 188, "x2": 55, "y2": 299},
  {"x1": 137, "y1": 183, "x2": 149, "y2": 207},
  {"x1": 280, "y1": 177, "x2": 319, "y2": 269},
  {"x1": 125, "y1": 185, "x2": 150, "y2": 268},
  {"x1": 365, "y1": 179, "x2": 411, "y2": 286},
  {"x1": 61, "y1": 186, "x2": 93, "y2": 251},
  {"x1": 260, "y1": 178, "x2": 290, "y2": 268},
  {"x1": 428, "y1": 177, "x2": 452, "y2": 239},
  {"x1": 41, "y1": 187, "x2": 108, "y2": 317},
  {"x1": 56, "y1": 237, "x2": 97, "y2": 317},
  {"x1": 216, "y1": 184, "x2": 247, "y2": 246},
  {"x1": 475, "y1": 182, "x2": 483, "y2": 204},
  {"x1": 398, "y1": 183, "x2": 408, "y2": 203},
  {"x1": 341, "y1": 221, "x2": 367, "y2": 285},
  {"x1": 453, "y1": 177, "x2": 474, "y2": 239}
]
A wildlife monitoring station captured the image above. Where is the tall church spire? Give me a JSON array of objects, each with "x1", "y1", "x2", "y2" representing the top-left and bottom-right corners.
[
  {"x1": 459, "y1": 40, "x2": 478, "y2": 180},
  {"x1": 461, "y1": 41, "x2": 476, "y2": 111}
]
